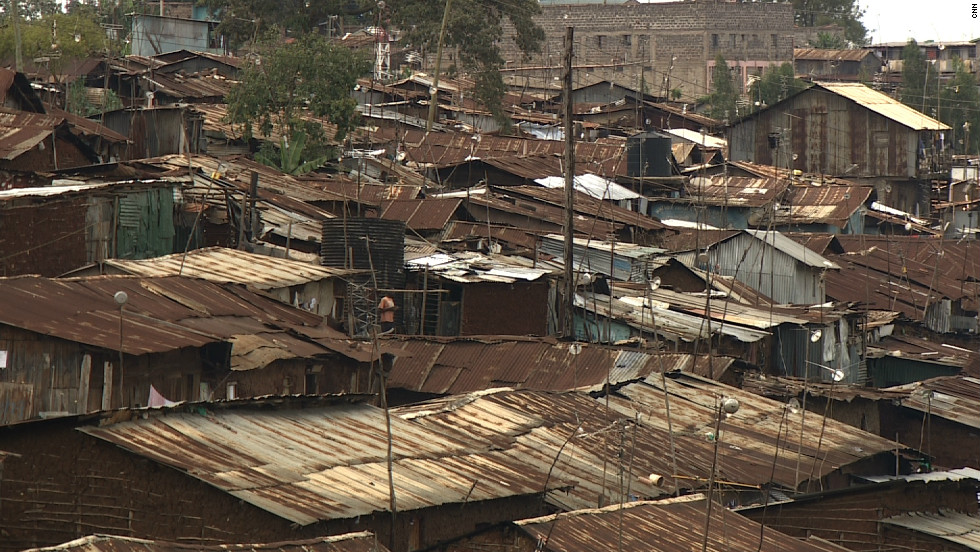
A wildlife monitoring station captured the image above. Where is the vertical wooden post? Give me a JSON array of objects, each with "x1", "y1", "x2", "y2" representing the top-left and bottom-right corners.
[
  {"x1": 562, "y1": 26, "x2": 576, "y2": 337},
  {"x1": 78, "y1": 354, "x2": 91, "y2": 414},
  {"x1": 101, "y1": 361, "x2": 113, "y2": 411}
]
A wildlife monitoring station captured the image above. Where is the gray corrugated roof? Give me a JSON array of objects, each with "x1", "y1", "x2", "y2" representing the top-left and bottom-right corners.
[
  {"x1": 743, "y1": 230, "x2": 840, "y2": 270},
  {"x1": 880, "y1": 511, "x2": 980, "y2": 549}
]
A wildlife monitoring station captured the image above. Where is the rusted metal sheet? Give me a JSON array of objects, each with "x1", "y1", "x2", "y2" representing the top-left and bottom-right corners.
[
  {"x1": 0, "y1": 275, "x2": 325, "y2": 356},
  {"x1": 795, "y1": 48, "x2": 876, "y2": 62},
  {"x1": 80, "y1": 399, "x2": 574, "y2": 526},
  {"x1": 503, "y1": 186, "x2": 665, "y2": 231},
  {"x1": 21, "y1": 532, "x2": 388, "y2": 552},
  {"x1": 817, "y1": 82, "x2": 949, "y2": 131},
  {"x1": 381, "y1": 198, "x2": 462, "y2": 232},
  {"x1": 104, "y1": 247, "x2": 355, "y2": 290},
  {"x1": 384, "y1": 336, "x2": 738, "y2": 393},
  {"x1": 775, "y1": 185, "x2": 873, "y2": 227},
  {"x1": 517, "y1": 496, "x2": 835, "y2": 552},
  {"x1": 883, "y1": 376, "x2": 980, "y2": 430},
  {"x1": 609, "y1": 372, "x2": 903, "y2": 491},
  {"x1": 145, "y1": 72, "x2": 235, "y2": 100},
  {"x1": 0, "y1": 110, "x2": 61, "y2": 160},
  {"x1": 684, "y1": 175, "x2": 788, "y2": 208}
]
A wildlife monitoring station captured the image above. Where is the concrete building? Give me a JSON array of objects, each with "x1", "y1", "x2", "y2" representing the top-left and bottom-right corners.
[{"x1": 499, "y1": 1, "x2": 797, "y2": 100}]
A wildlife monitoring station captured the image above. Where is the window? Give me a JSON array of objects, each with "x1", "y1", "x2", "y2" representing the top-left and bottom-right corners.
[
  {"x1": 730, "y1": 33, "x2": 736, "y2": 47},
  {"x1": 771, "y1": 34, "x2": 778, "y2": 48},
  {"x1": 622, "y1": 34, "x2": 632, "y2": 46},
  {"x1": 711, "y1": 34, "x2": 719, "y2": 48},
  {"x1": 597, "y1": 35, "x2": 606, "y2": 48}
]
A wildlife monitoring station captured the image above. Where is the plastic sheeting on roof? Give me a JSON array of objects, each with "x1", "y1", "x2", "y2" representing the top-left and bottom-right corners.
[{"x1": 535, "y1": 174, "x2": 641, "y2": 201}]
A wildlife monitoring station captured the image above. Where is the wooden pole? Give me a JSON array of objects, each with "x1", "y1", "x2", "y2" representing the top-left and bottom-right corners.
[
  {"x1": 425, "y1": 0, "x2": 453, "y2": 133},
  {"x1": 562, "y1": 26, "x2": 575, "y2": 337}
]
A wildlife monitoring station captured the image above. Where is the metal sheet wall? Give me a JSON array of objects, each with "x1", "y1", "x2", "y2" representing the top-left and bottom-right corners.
[{"x1": 708, "y1": 233, "x2": 823, "y2": 305}]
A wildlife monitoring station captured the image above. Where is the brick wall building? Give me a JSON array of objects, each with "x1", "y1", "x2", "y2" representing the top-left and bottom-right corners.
[{"x1": 498, "y1": 0, "x2": 796, "y2": 102}]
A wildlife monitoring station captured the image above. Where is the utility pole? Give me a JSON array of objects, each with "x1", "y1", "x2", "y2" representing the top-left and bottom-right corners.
[
  {"x1": 562, "y1": 26, "x2": 575, "y2": 337},
  {"x1": 10, "y1": 0, "x2": 22, "y2": 72},
  {"x1": 425, "y1": 0, "x2": 453, "y2": 133}
]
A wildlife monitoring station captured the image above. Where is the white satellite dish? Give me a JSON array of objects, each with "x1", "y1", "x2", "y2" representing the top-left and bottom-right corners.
[
  {"x1": 810, "y1": 329, "x2": 822, "y2": 342},
  {"x1": 786, "y1": 398, "x2": 801, "y2": 414},
  {"x1": 649, "y1": 276, "x2": 661, "y2": 292},
  {"x1": 831, "y1": 369, "x2": 846, "y2": 383}
]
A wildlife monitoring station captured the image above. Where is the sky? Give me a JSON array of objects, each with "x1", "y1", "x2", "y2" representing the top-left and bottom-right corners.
[{"x1": 861, "y1": 0, "x2": 980, "y2": 44}]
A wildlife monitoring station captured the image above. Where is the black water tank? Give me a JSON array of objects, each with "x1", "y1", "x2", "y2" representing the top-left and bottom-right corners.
[
  {"x1": 626, "y1": 131, "x2": 672, "y2": 177},
  {"x1": 321, "y1": 218, "x2": 406, "y2": 289}
]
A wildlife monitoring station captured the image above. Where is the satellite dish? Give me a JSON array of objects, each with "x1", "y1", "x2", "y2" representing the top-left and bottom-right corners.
[
  {"x1": 569, "y1": 342, "x2": 582, "y2": 355},
  {"x1": 831, "y1": 369, "x2": 846, "y2": 383},
  {"x1": 649, "y1": 276, "x2": 662, "y2": 291},
  {"x1": 810, "y1": 329, "x2": 822, "y2": 342},
  {"x1": 786, "y1": 398, "x2": 801, "y2": 414},
  {"x1": 904, "y1": 222, "x2": 913, "y2": 232},
  {"x1": 113, "y1": 291, "x2": 128, "y2": 306}
]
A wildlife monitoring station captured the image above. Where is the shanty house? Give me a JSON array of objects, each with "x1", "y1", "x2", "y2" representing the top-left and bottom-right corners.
[
  {"x1": 404, "y1": 251, "x2": 553, "y2": 336},
  {"x1": 793, "y1": 48, "x2": 883, "y2": 81},
  {"x1": 21, "y1": 532, "x2": 390, "y2": 552},
  {"x1": 727, "y1": 82, "x2": 950, "y2": 211},
  {"x1": 76, "y1": 247, "x2": 357, "y2": 321},
  {"x1": 0, "y1": 275, "x2": 376, "y2": 424},
  {"x1": 737, "y1": 469, "x2": 980, "y2": 552},
  {"x1": 676, "y1": 229, "x2": 839, "y2": 305},
  {"x1": 0, "y1": 180, "x2": 178, "y2": 277}
]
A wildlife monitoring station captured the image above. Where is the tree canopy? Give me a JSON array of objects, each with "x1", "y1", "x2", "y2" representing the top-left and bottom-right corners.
[
  {"x1": 388, "y1": 0, "x2": 544, "y2": 123},
  {"x1": 748, "y1": 63, "x2": 809, "y2": 111},
  {"x1": 0, "y1": 11, "x2": 107, "y2": 77},
  {"x1": 225, "y1": 32, "x2": 370, "y2": 144},
  {"x1": 939, "y1": 58, "x2": 980, "y2": 155},
  {"x1": 791, "y1": 0, "x2": 867, "y2": 45},
  {"x1": 200, "y1": 0, "x2": 370, "y2": 47},
  {"x1": 708, "y1": 55, "x2": 738, "y2": 122},
  {"x1": 900, "y1": 39, "x2": 939, "y2": 117}
]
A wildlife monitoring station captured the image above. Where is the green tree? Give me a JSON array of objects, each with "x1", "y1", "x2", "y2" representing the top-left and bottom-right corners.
[
  {"x1": 749, "y1": 63, "x2": 809, "y2": 111},
  {"x1": 708, "y1": 55, "x2": 738, "y2": 121},
  {"x1": 792, "y1": 0, "x2": 867, "y2": 45},
  {"x1": 939, "y1": 58, "x2": 980, "y2": 155},
  {"x1": 389, "y1": 0, "x2": 544, "y2": 124},
  {"x1": 808, "y1": 31, "x2": 847, "y2": 50},
  {"x1": 255, "y1": 130, "x2": 334, "y2": 175},
  {"x1": 900, "y1": 39, "x2": 939, "y2": 117},
  {"x1": 201, "y1": 0, "x2": 369, "y2": 48},
  {"x1": 225, "y1": 32, "x2": 370, "y2": 144},
  {"x1": 0, "y1": 11, "x2": 107, "y2": 79}
]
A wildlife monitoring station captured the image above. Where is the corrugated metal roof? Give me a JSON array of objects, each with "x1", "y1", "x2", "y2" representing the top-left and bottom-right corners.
[
  {"x1": 406, "y1": 251, "x2": 551, "y2": 284},
  {"x1": 104, "y1": 247, "x2": 356, "y2": 289},
  {"x1": 380, "y1": 198, "x2": 462, "y2": 232},
  {"x1": 607, "y1": 373, "x2": 903, "y2": 490},
  {"x1": 516, "y1": 497, "x2": 835, "y2": 552},
  {"x1": 403, "y1": 131, "x2": 629, "y2": 176},
  {"x1": 743, "y1": 230, "x2": 840, "y2": 269},
  {"x1": 385, "y1": 335, "x2": 732, "y2": 393},
  {"x1": 79, "y1": 399, "x2": 577, "y2": 526},
  {"x1": 867, "y1": 335, "x2": 978, "y2": 369},
  {"x1": 144, "y1": 72, "x2": 235, "y2": 100},
  {"x1": 883, "y1": 376, "x2": 980, "y2": 429},
  {"x1": 21, "y1": 532, "x2": 387, "y2": 552},
  {"x1": 814, "y1": 82, "x2": 951, "y2": 131},
  {"x1": 463, "y1": 192, "x2": 623, "y2": 238},
  {"x1": 684, "y1": 175, "x2": 789, "y2": 208},
  {"x1": 0, "y1": 275, "x2": 327, "y2": 357},
  {"x1": 880, "y1": 511, "x2": 980, "y2": 549},
  {"x1": 795, "y1": 48, "x2": 876, "y2": 62},
  {"x1": 502, "y1": 186, "x2": 665, "y2": 231},
  {"x1": 665, "y1": 128, "x2": 728, "y2": 149},
  {"x1": 535, "y1": 174, "x2": 642, "y2": 201},
  {"x1": 0, "y1": 109, "x2": 61, "y2": 160},
  {"x1": 776, "y1": 185, "x2": 873, "y2": 226},
  {"x1": 858, "y1": 467, "x2": 980, "y2": 484}
]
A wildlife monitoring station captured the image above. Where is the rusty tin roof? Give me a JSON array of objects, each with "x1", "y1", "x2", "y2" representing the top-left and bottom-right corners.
[{"x1": 21, "y1": 532, "x2": 387, "y2": 552}]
